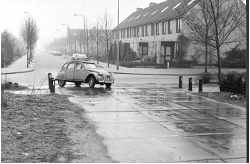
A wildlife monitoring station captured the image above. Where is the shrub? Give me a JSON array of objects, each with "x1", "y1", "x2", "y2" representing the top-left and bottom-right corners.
[
  {"x1": 221, "y1": 48, "x2": 246, "y2": 67},
  {"x1": 220, "y1": 71, "x2": 246, "y2": 94},
  {"x1": 220, "y1": 71, "x2": 246, "y2": 86},
  {"x1": 123, "y1": 47, "x2": 136, "y2": 63},
  {"x1": 1, "y1": 78, "x2": 11, "y2": 107},
  {"x1": 197, "y1": 72, "x2": 214, "y2": 83}
]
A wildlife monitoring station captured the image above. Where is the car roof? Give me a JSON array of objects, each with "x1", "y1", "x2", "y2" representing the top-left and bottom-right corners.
[
  {"x1": 65, "y1": 60, "x2": 95, "y2": 64},
  {"x1": 72, "y1": 53, "x2": 87, "y2": 57}
]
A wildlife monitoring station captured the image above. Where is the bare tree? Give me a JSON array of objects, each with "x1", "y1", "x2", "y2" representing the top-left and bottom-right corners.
[
  {"x1": 207, "y1": 0, "x2": 245, "y2": 83},
  {"x1": 100, "y1": 10, "x2": 113, "y2": 67},
  {"x1": 85, "y1": 19, "x2": 90, "y2": 59},
  {"x1": 180, "y1": 0, "x2": 214, "y2": 73},
  {"x1": 91, "y1": 18, "x2": 101, "y2": 64},
  {"x1": 20, "y1": 15, "x2": 39, "y2": 67},
  {"x1": 237, "y1": 2, "x2": 246, "y2": 43},
  {"x1": 78, "y1": 29, "x2": 84, "y2": 53},
  {"x1": 179, "y1": 0, "x2": 245, "y2": 82},
  {"x1": 1, "y1": 30, "x2": 15, "y2": 67}
]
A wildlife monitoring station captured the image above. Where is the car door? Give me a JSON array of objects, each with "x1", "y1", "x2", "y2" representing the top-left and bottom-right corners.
[
  {"x1": 65, "y1": 62, "x2": 75, "y2": 80},
  {"x1": 74, "y1": 62, "x2": 86, "y2": 81}
]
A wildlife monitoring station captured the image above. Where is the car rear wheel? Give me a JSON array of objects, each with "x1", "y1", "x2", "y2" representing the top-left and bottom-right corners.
[
  {"x1": 74, "y1": 82, "x2": 81, "y2": 87},
  {"x1": 88, "y1": 77, "x2": 96, "y2": 88},
  {"x1": 58, "y1": 80, "x2": 66, "y2": 87},
  {"x1": 105, "y1": 83, "x2": 111, "y2": 88}
]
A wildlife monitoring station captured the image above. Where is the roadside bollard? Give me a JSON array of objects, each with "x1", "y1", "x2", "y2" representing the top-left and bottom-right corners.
[
  {"x1": 51, "y1": 78, "x2": 55, "y2": 93},
  {"x1": 179, "y1": 76, "x2": 183, "y2": 88},
  {"x1": 48, "y1": 73, "x2": 52, "y2": 90},
  {"x1": 48, "y1": 73, "x2": 55, "y2": 93},
  {"x1": 199, "y1": 79, "x2": 203, "y2": 92},
  {"x1": 188, "y1": 78, "x2": 192, "y2": 91}
]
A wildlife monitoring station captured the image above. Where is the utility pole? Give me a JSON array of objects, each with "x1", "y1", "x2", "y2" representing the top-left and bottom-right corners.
[{"x1": 117, "y1": 0, "x2": 120, "y2": 70}]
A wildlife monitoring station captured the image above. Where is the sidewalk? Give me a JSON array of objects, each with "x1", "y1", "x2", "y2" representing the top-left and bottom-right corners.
[
  {"x1": 95, "y1": 61, "x2": 205, "y2": 76},
  {"x1": 1, "y1": 55, "x2": 34, "y2": 75}
]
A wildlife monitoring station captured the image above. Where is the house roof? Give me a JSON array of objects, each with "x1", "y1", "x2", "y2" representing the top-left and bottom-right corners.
[{"x1": 114, "y1": 0, "x2": 197, "y2": 30}]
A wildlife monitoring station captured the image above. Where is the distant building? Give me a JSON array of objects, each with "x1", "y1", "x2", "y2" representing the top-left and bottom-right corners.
[{"x1": 112, "y1": 0, "x2": 246, "y2": 64}]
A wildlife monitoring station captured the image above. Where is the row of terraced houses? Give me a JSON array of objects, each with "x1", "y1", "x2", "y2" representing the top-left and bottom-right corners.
[{"x1": 112, "y1": 0, "x2": 245, "y2": 65}]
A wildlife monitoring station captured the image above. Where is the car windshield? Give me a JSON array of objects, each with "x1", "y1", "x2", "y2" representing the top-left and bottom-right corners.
[{"x1": 84, "y1": 63, "x2": 97, "y2": 69}]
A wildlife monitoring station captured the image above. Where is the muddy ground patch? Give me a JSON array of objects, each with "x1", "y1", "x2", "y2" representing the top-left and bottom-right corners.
[{"x1": 1, "y1": 91, "x2": 115, "y2": 163}]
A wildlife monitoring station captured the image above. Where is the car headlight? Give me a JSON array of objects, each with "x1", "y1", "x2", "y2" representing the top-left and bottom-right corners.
[
  {"x1": 110, "y1": 72, "x2": 114, "y2": 76},
  {"x1": 97, "y1": 74, "x2": 104, "y2": 80}
]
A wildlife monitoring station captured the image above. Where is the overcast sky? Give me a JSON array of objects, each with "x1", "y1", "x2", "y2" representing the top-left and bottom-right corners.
[
  {"x1": 0, "y1": 0, "x2": 246, "y2": 49},
  {"x1": 0, "y1": 0, "x2": 166, "y2": 49}
]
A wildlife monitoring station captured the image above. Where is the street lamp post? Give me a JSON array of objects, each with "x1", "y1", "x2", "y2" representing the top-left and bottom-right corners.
[
  {"x1": 117, "y1": 0, "x2": 120, "y2": 70},
  {"x1": 74, "y1": 14, "x2": 89, "y2": 58}
]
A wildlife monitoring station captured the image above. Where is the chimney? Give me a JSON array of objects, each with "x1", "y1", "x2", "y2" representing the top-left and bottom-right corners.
[
  {"x1": 149, "y1": 2, "x2": 157, "y2": 7},
  {"x1": 136, "y1": 7, "x2": 143, "y2": 11}
]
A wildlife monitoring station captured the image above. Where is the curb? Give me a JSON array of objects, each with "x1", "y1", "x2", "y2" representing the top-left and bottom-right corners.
[
  {"x1": 111, "y1": 72, "x2": 200, "y2": 76},
  {"x1": 1, "y1": 63, "x2": 35, "y2": 75},
  {"x1": 97, "y1": 65, "x2": 200, "y2": 76},
  {"x1": 1, "y1": 68, "x2": 34, "y2": 75}
]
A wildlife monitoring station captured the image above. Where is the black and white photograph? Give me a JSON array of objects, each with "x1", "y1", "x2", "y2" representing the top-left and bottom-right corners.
[{"x1": 1, "y1": 0, "x2": 248, "y2": 162}]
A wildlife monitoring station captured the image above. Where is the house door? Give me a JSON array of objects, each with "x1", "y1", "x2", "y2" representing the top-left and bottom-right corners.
[
  {"x1": 164, "y1": 46, "x2": 171, "y2": 63},
  {"x1": 161, "y1": 46, "x2": 171, "y2": 63}
]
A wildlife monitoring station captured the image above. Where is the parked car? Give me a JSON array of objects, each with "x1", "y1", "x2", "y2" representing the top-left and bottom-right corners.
[
  {"x1": 71, "y1": 53, "x2": 88, "y2": 61},
  {"x1": 47, "y1": 51, "x2": 62, "y2": 56},
  {"x1": 55, "y1": 60, "x2": 114, "y2": 88}
]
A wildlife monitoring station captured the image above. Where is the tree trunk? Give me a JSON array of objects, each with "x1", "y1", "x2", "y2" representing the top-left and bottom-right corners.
[
  {"x1": 29, "y1": 46, "x2": 32, "y2": 64},
  {"x1": 107, "y1": 40, "x2": 109, "y2": 67},
  {"x1": 97, "y1": 42, "x2": 99, "y2": 64},
  {"x1": 205, "y1": 40, "x2": 208, "y2": 73},
  {"x1": 27, "y1": 48, "x2": 29, "y2": 67},
  {"x1": 210, "y1": 0, "x2": 221, "y2": 84}
]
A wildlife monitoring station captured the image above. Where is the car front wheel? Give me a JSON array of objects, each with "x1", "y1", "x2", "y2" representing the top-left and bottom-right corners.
[
  {"x1": 105, "y1": 83, "x2": 111, "y2": 88},
  {"x1": 88, "y1": 77, "x2": 96, "y2": 88},
  {"x1": 58, "y1": 80, "x2": 66, "y2": 87}
]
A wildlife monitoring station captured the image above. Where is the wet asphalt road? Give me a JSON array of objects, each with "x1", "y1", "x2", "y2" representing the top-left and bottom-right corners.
[
  {"x1": 59, "y1": 83, "x2": 246, "y2": 163},
  {"x1": 5, "y1": 51, "x2": 247, "y2": 162}
]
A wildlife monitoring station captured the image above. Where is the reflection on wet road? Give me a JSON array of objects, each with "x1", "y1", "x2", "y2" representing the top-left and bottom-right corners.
[{"x1": 59, "y1": 84, "x2": 246, "y2": 163}]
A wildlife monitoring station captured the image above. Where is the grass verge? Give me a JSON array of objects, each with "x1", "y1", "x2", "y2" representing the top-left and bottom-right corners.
[
  {"x1": 194, "y1": 92, "x2": 246, "y2": 108},
  {"x1": 1, "y1": 91, "x2": 115, "y2": 163}
]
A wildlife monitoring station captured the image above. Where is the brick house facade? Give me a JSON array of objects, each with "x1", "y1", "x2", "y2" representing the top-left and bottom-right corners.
[{"x1": 112, "y1": 0, "x2": 246, "y2": 65}]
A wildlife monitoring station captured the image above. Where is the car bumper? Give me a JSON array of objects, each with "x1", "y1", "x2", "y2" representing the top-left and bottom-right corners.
[{"x1": 98, "y1": 78, "x2": 114, "y2": 84}]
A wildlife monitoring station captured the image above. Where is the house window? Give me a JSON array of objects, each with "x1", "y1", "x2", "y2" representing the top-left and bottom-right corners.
[
  {"x1": 162, "y1": 21, "x2": 167, "y2": 34},
  {"x1": 156, "y1": 23, "x2": 159, "y2": 35},
  {"x1": 127, "y1": 29, "x2": 129, "y2": 38},
  {"x1": 176, "y1": 18, "x2": 181, "y2": 33},
  {"x1": 123, "y1": 30, "x2": 125, "y2": 38},
  {"x1": 130, "y1": 28, "x2": 132, "y2": 38},
  {"x1": 145, "y1": 25, "x2": 148, "y2": 36},
  {"x1": 137, "y1": 26, "x2": 139, "y2": 37},
  {"x1": 134, "y1": 27, "x2": 136, "y2": 37},
  {"x1": 141, "y1": 26, "x2": 144, "y2": 36},
  {"x1": 168, "y1": 20, "x2": 172, "y2": 34},
  {"x1": 151, "y1": 23, "x2": 154, "y2": 35}
]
